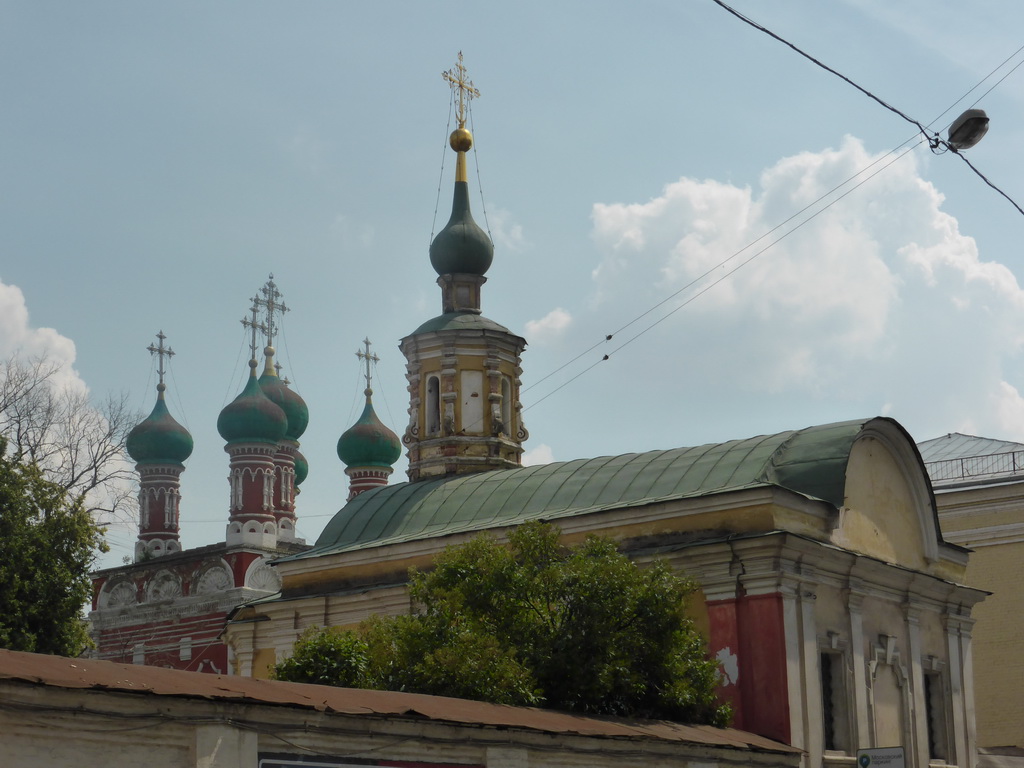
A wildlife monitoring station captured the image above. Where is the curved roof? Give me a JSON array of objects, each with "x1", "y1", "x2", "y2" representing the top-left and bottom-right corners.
[
  {"x1": 217, "y1": 371, "x2": 288, "y2": 445},
  {"x1": 428, "y1": 181, "x2": 494, "y2": 277},
  {"x1": 126, "y1": 395, "x2": 193, "y2": 465},
  {"x1": 297, "y1": 418, "x2": 882, "y2": 560},
  {"x1": 409, "y1": 311, "x2": 515, "y2": 337},
  {"x1": 259, "y1": 369, "x2": 309, "y2": 441},
  {"x1": 337, "y1": 399, "x2": 401, "y2": 468}
]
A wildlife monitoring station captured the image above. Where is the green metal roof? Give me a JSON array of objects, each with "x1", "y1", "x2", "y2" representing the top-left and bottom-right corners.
[
  {"x1": 409, "y1": 311, "x2": 515, "y2": 336},
  {"x1": 289, "y1": 419, "x2": 880, "y2": 561},
  {"x1": 337, "y1": 399, "x2": 402, "y2": 468},
  {"x1": 126, "y1": 395, "x2": 193, "y2": 465},
  {"x1": 217, "y1": 372, "x2": 288, "y2": 445},
  {"x1": 429, "y1": 181, "x2": 494, "y2": 277}
]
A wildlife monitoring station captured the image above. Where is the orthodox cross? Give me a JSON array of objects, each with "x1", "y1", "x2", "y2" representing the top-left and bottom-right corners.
[
  {"x1": 443, "y1": 51, "x2": 479, "y2": 129},
  {"x1": 254, "y1": 273, "x2": 289, "y2": 349},
  {"x1": 275, "y1": 361, "x2": 290, "y2": 386},
  {"x1": 241, "y1": 297, "x2": 266, "y2": 362},
  {"x1": 147, "y1": 330, "x2": 175, "y2": 390},
  {"x1": 356, "y1": 337, "x2": 379, "y2": 397}
]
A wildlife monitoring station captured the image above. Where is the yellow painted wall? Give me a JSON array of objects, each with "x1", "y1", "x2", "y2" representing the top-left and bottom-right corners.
[
  {"x1": 839, "y1": 436, "x2": 927, "y2": 570},
  {"x1": 251, "y1": 647, "x2": 276, "y2": 680},
  {"x1": 959, "y1": 539, "x2": 1024, "y2": 747}
]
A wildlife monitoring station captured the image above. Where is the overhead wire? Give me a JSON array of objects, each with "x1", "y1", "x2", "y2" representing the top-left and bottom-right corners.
[
  {"x1": 934, "y1": 42, "x2": 1024, "y2": 124},
  {"x1": 525, "y1": 138, "x2": 926, "y2": 412},
  {"x1": 709, "y1": 0, "x2": 1024, "y2": 217},
  {"x1": 523, "y1": 4, "x2": 1024, "y2": 411},
  {"x1": 522, "y1": 135, "x2": 910, "y2": 398}
]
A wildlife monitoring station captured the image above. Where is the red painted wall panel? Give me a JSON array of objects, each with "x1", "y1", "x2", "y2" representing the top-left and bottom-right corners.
[{"x1": 707, "y1": 593, "x2": 790, "y2": 744}]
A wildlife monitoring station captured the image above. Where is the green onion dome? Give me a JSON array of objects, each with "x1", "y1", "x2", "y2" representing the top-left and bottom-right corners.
[
  {"x1": 126, "y1": 387, "x2": 193, "y2": 465},
  {"x1": 258, "y1": 350, "x2": 309, "y2": 441},
  {"x1": 217, "y1": 361, "x2": 288, "y2": 445},
  {"x1": 293, "y1": 449, "x2": 309, "y2": 486},
  {"x1": 337, "y1": 394, "x2": 401, "y2": 468},
  {"x1": 428, "y1": 181, "x2": 493, "y2": 277}
]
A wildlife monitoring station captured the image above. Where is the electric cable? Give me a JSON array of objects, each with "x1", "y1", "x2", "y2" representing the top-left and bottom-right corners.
[
  {"x1": 524, "y1": 8, "x2": 1024, "y2": 410},
  {"x1": 525, "y1": 138, "x2": 924, "y2": 412},
  {"x1": 710, "y1": 0, "x2": 1024, "y2": 217}
]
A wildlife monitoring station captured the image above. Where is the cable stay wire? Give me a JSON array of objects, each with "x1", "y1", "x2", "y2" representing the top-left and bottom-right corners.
[
  {"x1": 710, "y1": 0, "x2": 1024, "y2": 218},
  {"x1": 429, "y1": 93, "x2": 456, "y2": 246},
  {"x1": 468, "y1": 100, "x2": 493, "y2": 240}
]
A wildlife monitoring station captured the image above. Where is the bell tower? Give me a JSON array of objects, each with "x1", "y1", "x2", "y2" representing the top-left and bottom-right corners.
[{"x1": 400, "y1": 54, "x2": 528, "y2": 482}]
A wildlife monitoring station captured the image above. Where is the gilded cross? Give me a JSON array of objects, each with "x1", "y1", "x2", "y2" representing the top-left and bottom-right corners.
[
  {"x1": 356, "y1": 337, "x2": 379, "y2": 396},
  {"x1": 443, "y1": 52, "x2": 480, "y2": 129},
  {"x1": 254, "y1": 273, "x2": 289, "y2": 348},
  {"x1": 147, "y1": 330, "x2": 175, "y2": 390},
  {"x1": 241, "y1": 297, "x2": 266, "y2": 362}
]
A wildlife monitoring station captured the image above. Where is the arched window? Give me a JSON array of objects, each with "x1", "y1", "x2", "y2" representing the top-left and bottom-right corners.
[{"x1": 426, "y1": 375, "x2": 441, "y2": 435}]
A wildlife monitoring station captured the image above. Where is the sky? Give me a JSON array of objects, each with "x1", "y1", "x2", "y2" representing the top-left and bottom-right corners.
[{"x1": 2, "y1": 1, "x2": 1024, "y2": 567}]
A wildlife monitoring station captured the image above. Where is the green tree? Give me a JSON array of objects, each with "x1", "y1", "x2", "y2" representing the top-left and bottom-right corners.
[
  {"x1": 274, "y1": 521, "x2": 729, "y2": 725},
  {"x1": 0, "y1": 438, "x2": 107, "y2": 655}
]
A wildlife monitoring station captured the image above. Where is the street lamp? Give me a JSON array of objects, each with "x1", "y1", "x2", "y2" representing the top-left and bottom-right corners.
[{"x1": 947, "y1": 109, "x2": 990, "y2": 151}]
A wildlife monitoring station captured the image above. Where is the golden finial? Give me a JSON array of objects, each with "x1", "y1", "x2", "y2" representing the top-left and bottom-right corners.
[{"x1": 442, "y1": 52, "x2": 479, "y2": 182}]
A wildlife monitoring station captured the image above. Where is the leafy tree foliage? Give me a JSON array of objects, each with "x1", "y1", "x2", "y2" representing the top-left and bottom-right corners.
[
  {"x1": 274, "y1": 521, "x2": 729, "y2": 725},
  {"x1": 0, "y1": 438, "x2": 107, "y2": 655}
]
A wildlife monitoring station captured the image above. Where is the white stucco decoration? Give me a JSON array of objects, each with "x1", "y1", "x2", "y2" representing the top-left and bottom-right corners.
[
  {"x1": 105, "y1": 581, "x2": 137, "y2": 608},
  {"x1": 147, "y1": 570, "x2": 182, "y2": 602},
  {"x1": 246, "y1": 559, "x2": 282, "y2": 592},
  {"x1": 195, "y1": 565, "x2": 233, "y2": 595}
]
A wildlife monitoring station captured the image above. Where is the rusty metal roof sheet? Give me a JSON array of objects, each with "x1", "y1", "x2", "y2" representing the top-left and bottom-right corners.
[{"x1": 0, "y1": 649, "x2": 796, "y2": 754}]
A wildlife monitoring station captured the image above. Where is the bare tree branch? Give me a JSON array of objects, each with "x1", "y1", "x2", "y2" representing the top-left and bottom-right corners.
[{"x1": 0, "y1": 354, "x2": 140, "y2": 525}]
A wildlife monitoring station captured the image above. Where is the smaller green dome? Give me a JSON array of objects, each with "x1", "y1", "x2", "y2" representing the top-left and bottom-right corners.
[
  {"x1": 429, "y1": 181, "x2": 493, "y2": 276},
  {"x1": 259, "y1": 358, "x2": 309, "y2": 441},
  {"x1": 337, "y1": 397, "x2": 401, "y2": 468},
  {"x1": 217, "y1": 364, "x2": 288, "y2": 445},
  {"x1": 294, "y1": 449, "x2": 309, "y2": 486},
  {"x1": 126, "y1": 393, "x2": 193, "y2": 465}
]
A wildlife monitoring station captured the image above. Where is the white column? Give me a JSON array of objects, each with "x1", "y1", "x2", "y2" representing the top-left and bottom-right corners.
[
  {"x1": 847, "y1": 585, "x2": 871, "y2": 749},
  {"x1": 904, "y1": 602, "x2": 927, "y2": 768}
]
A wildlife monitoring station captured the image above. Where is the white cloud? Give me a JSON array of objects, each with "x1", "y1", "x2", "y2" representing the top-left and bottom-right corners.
[
  {"x1": 0, "y1": 279, "x2": 85, "y2": 394},
  {"x1": 0, "y1": 278, "x2": 137, "y2": 537},
  {"x1": 525, "y1": 308, "x2": 572, "y2": 345},
  {"x1": 485, "y1": 207, "x2": 528, "y2": 252},
  {"x1": 989, "y1": 382, "x2": 1024, "y2": 442},
  {"x1": 522, "y1": 443, "x2": 555, "y2": 466},
  {"x1": 581, "y1": 137, "x2": 1024, "y2": 442}
]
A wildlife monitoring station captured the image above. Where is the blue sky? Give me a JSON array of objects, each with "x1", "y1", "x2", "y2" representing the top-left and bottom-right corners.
[{"x1": 2, "y1": 1, "x2": 1023, "y2": 566}]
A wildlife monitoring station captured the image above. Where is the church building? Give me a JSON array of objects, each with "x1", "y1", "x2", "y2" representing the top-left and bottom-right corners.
[
  {"x1": 87, "y1": 56, "x2": 988, "y2": 768},
  {"x1": 221, "y1": 59, "x2": 986, "y2": 768},
  {"x1": 88, "y1": 279, "x2": 313, "y2": 673}
]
